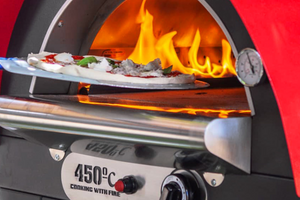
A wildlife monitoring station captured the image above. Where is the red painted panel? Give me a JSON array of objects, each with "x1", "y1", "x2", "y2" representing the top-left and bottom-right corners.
[
  {"x1": 230, "y1": 0, "x2": 300, "y2": 196},
  {"x1": 0, "y1": 0, "x2": 24, "y2": 57},
  {"x1": 0, "y1": 0, "x2": 24, "y2": 92}
]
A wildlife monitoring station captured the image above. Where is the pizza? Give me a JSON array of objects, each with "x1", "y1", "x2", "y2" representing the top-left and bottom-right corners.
[{"x1": 27, "y1": 52, "x2": 196, "y2": 85}]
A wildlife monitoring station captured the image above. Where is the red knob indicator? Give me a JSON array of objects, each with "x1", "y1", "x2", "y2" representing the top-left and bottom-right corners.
[
  {"x1": 114, "y1": 176, "x2": 138, "y2": 194},
  {"x1": 114, "y1": 180, "x2": 125, "y2": 192}
]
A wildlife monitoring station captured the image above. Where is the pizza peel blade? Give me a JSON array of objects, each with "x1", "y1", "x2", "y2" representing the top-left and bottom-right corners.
[{"x1": 0, "y1": 59, "x2": 209, "y2": 90}]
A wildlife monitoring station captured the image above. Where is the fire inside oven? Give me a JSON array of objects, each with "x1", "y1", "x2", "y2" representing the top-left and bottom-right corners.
[
  {"x1": 70, "y1": 0, "x2": 250, "y2": 119},
  {"x1": 89, "y1": 0, "x2": 235, "y2": 79}
]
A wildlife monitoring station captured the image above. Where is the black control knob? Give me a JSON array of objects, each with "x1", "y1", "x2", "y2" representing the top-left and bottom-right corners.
[
  {"x1": 160, "y1": 171, "x2": 205, "y2": 200},
  {"x1": 160, "y1": 183, "x2": 182, "y2": 200}
]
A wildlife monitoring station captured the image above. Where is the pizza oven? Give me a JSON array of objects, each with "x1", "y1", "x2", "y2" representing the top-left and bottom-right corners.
[{"x1": 0, "y1": 0, "x2": 297, "y2": 200}]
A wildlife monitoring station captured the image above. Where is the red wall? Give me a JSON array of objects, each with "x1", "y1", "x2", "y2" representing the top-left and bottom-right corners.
[
  {"x1": 231, "y1": 0, "x2": 300, "y2": 196},
  {"x1": 0, "y1": 0, "x2": 24, "y2": 91},
  {"x1": 0, "y1": 0, "x2": 24, "y2": 57}
]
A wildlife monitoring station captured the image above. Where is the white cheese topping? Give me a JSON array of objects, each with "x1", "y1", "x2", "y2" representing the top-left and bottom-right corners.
[
  {"x1": 54, "y1": 53, "x2": 74, "y2": 63},
  {"x1": 88, "y1": 58, "x2": 112, "y2": 72}
]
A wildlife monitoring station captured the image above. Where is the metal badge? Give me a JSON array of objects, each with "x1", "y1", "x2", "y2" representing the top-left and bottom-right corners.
[{"x1": 61, "y1": 153, "x2": 174, "y2": 200}]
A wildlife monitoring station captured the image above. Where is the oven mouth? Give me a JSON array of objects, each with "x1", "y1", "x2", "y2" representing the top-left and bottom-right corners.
[
  {"x1": 0, "y1": 0, "x2": 251, "y2": 117},
  {"x1": 19, "y1": 0, "x2": 250, "y2": 116},
  {"x1": 39, "y1": 0, "x2": 239, "y2": 80},
  {"x1": 88, "y1": 0, "x2": 237, "y2": 80},
  {"x1": 0, "y1": 0, "x2": 251, "y2": 116}
]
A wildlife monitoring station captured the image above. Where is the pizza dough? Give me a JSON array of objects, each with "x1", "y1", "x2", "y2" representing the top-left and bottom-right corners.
[{"x1": 27, "y1": 52, "x2": 196, "y2": 85}]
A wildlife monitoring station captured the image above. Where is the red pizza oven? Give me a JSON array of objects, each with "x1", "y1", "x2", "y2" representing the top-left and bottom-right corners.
[{"x1": 0, "y1": 0, "x2": 300, "y2": 200}]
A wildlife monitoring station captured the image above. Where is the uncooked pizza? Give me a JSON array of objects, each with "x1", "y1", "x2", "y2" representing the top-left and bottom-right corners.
[{"x1": 27, "y1": 52, "x2": 196, "y2": 85}]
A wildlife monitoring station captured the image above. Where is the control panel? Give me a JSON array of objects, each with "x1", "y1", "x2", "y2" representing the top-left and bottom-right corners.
[{"x1": 61, "y1": 153, "x2": 207, "y2": 200}]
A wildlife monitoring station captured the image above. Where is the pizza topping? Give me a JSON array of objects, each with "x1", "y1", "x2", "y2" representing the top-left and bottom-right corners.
[
  {"x1": 41, "y1": 58, "x2": 56, "y2": 64},
  {"x1": 77, "y1": 56, "x2": 98, "y2": 67},
  {"x1": 139, "y1": 69, "x2": 163, "y2": 77},
  {"x1": 45, "y1": 54, "x2": 57, "y2": 60},
  {"x1": 27, "y1": 52, "x2": 196, "y2": 84},
  {"x1": 167, "y1": 71, "x2": 182, "y2": 77},
  {"x1": 88, "y1": 58, "x2": 113, "y2": 72},
  {"x1": 142, "y1": 58, "x2": 161, "y2": 71},
  {"x1": 107, "y1": 59, "x2": 119, "y2": 69},
  {"x1": 54, "y1": 53, "x2": 74, "y2": 63},
  {"x1": 124, "y1": 74, "x2": 156, "y2": 78},
  {"x1": 72, "y1": 55, "x2": 85, "y2": 60},
  {"x1": 163, "y1": 65, "x2": 173, "y2": 75},
  {"x1": 107, "y1": 59, "x2": 115, "y2": 65},
  {"x1": 110, "y1": 58, "x2": 166, "y2": 77},
  {"x1": 41, "y1": 54, "x2": 57, "y2": 64},
  {"x1": 120, "y1": 59, "x2": 136, "y2": 69}
]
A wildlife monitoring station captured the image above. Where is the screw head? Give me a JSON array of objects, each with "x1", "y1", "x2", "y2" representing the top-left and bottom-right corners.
[
  {"x1": 54, "y1": 154, "x2": 60, "y2": 161},
  {"x1": 211, "y1": 179, "x2": 217, "y2": 186},
  {"x1": 58, "y1": 20, "x2": 64, "y2": 27}
]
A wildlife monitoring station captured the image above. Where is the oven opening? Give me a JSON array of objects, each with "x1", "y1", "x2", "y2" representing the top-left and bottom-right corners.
[
  {"x1": 72, "y1": 0, "x2": 250, "y2": 119},
  {"x1": 88, "y1": 0, "x2": 236, "y2": 79}
]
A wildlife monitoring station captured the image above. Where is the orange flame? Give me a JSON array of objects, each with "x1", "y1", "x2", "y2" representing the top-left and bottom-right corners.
[
  {"x1": 78, "y1": 96, "x2": 250, "y2": 118},
  {"x1": 128, "y1": 0, "x2": 236, "y2": 78}
]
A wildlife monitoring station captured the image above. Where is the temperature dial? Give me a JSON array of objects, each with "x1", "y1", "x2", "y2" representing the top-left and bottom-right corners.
[
  {"x1": 160, "y1": 171, "x2": 205, "y2": 200},
  {"x1": 236, "y1": 48, "x2": 264, "y2": 87}
]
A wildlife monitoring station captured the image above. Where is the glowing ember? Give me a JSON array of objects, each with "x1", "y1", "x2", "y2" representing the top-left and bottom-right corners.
[
  {"x1": 128, "y1": 0, "x2": 236, "y2": 78},
  {"x1": 78, "y1": 96, "x2": 250, "y2": 118}
]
